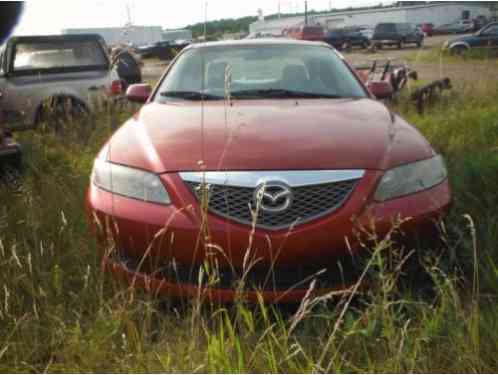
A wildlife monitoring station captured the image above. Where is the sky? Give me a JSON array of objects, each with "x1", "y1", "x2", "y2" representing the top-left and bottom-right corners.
[{"x1": 12, "y1": 0, "x2": 389, "y2": 35}]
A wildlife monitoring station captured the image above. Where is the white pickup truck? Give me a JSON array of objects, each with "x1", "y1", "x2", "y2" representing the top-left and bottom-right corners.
[{"x1": 0, "y1": 34, "x2": 122, "y2": 129}]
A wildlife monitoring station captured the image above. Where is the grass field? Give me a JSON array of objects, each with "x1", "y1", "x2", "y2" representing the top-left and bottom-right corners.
[{"x1": 0, "y1": 78, "x2": 497, "y2": 372}]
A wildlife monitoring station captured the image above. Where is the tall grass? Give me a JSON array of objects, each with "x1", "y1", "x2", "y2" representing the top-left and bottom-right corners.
[{"x1": 0, "y1": 82, "x2": 497, "y2": 372}]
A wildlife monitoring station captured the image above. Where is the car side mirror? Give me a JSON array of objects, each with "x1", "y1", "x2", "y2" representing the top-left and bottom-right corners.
[
  {"x1": 126, "y1": 84, "x2": 152, "y2": 103},
  {"x1": 367, "y1": 80, "x2": 394, "y2": 99}
]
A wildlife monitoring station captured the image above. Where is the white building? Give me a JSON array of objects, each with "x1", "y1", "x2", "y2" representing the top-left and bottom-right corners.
[
  {"x1": 249, "y1": 2, "x2": 492, "y2": 34},
  {"x1": 161, "y1": 29, "x2": 193, "y2": 42},
  {"x1": 63, "y1": 26, "x2": 163, "y2": 46}
]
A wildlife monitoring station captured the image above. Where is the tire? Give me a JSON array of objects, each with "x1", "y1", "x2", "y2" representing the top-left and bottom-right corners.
[
  {"x1": 450, "y1": 45, "x2": 468, "y2": 55},
  {"x1": 37, "y1": 97, "x2": 88, "y2": 133},
  {"x1": 115, "y1": 51, "x2": 142, "y2": 86},
  {"x1": 398, "y1": 40, "x2": 404, "y2": 49}
]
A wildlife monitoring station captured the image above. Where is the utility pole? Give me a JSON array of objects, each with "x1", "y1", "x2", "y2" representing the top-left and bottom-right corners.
[
  {"x1": 203, "y1": 1, "x2": 207, "y2": 40},
  {"x1": 278, "y1": 1, "x2": 281, "y2": 19},
  {"x1": 304, "y1": 1, "x2": 308, "y2": 26}
]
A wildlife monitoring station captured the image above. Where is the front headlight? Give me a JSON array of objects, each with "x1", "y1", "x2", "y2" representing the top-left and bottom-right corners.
[
  {"x1": 92, "y1": 159, "x2": 171, "y2": 205},
  {"x1": 374, "y1": 155, "x2": 447, "y2": 202}
]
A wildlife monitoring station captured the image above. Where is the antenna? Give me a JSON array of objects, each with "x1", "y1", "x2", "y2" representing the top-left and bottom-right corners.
[
  {"x1": 126, "y1": 2, "x2": 132, "y2": 26},
  {"x1": 121, "y1": 2, "x2": 134, "y2": 45}
]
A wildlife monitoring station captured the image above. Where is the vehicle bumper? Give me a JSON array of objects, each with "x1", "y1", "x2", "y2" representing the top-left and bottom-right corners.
[
  {"x1": 373, "y1": 39, "x2": 400, "y2": 45},
  {"x1": 87, "y1": 173, "x2": 451, "y2": 302}
]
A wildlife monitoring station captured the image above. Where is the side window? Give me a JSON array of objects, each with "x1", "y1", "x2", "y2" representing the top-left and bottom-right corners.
[{"x1": 482, "y1": 25, "x2": 498, "y2": 36}]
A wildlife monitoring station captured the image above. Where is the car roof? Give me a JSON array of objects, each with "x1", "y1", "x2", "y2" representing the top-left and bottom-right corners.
[
  {"x1": 186, "y1": 38, "x2": 330, "y2": 50},
  {"x1": 7, "y1": 34, "x2": 106, "y2": 44}
]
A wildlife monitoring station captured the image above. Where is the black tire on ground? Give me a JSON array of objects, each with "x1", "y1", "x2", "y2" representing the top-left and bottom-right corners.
[{"x1": 398, "y1": 40, "x2": 404, "y2": 49}]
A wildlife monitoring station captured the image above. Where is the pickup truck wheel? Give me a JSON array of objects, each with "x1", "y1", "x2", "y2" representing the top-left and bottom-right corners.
[
  {"x1": 37, "y1": 97, "x2": 88, "y2": 134},
  {"x1": 398, "y1": 40, "x2": 404, "y2": 49}
]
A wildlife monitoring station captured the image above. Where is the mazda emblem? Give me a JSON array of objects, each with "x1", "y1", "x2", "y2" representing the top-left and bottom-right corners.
[{"x1": 253, "y1": 182, "x2": 293, "y2": 214}]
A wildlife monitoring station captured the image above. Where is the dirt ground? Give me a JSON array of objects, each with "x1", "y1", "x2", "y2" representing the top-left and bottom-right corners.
[
  {"x1": 345, "y1": 34, "x2": 498, "y2": 85},
  {"x1": 141, "y1": 34, "x2": 498, "y2": 86}
]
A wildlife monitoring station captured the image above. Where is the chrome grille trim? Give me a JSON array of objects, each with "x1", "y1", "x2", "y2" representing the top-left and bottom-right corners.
[
  {"x1": 181, "y1": 171, "x2": 363, "y2": 231},
  {"x1": 179, "y1": 170, "x2": 365, "y2": 188}
]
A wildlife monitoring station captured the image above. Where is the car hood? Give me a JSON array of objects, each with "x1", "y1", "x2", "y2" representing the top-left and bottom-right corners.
[{"x1": 106, "y1": 98, "x2": 434, "y2": 173}]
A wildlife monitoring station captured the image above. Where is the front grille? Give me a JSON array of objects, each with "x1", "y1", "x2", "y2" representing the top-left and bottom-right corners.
[{"x1": 185, "y1": 179, "x2": 359, "y2": 230}]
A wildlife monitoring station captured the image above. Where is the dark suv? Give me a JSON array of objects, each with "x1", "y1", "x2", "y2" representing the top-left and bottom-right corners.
[
  {"x1": 372, "y1": 23, "x2": 424, "y2": 49},
  {"x1": 323, "y1": 28, "x2": 370, "y2": 50}
]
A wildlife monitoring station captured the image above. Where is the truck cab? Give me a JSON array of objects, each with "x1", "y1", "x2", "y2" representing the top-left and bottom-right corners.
[{"x1": 0, "y1": 34, "x2": 121, "y2": 129}]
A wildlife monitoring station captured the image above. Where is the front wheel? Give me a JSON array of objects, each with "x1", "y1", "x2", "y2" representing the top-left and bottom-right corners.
[
  {"x1": 398, "y1": 40, "x2": 404, "y2": 49},
  {"x1": 450, "y1": 45, "x2": 468, "y2": 55}
]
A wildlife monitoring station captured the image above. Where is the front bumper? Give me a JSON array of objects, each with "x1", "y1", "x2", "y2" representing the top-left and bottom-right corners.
[
  {"x1": 105, "y1": 251, "x2": 364, "y2": 303},
  {"x1": 87, "y1": 171, "x2": 451, "y2": 302},
  {"x1": 373, "y1": 39, "x2": 400, "y2": 45}
]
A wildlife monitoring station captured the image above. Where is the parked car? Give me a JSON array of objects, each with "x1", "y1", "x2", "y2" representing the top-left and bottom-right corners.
[
  {"x1": 443, "y1": 22, "x2": 498, "y2": 54},
  {"x1": 371, "y1": 23, "x2": 424, "y2": 49},
  {"x1": 0, "y1": 34, "x2": 121, "y2": 129},
  {"x1": 433, "y1": 22, "x2": 470, "y2": 35},
  {"x1": 246, "y1": 32, "x2": 286, "y2": 39},
  {"x1": 87, "y1": 39, "x2": 451, "y2": 303},
  {"x1": 285, "y1": 25, "x2": 325, "y2": 41},
  {"x1": 418, "y1": 23, "x2": 434, "y2": 37},
  {"x1": 323, "y1": 28, "x2": 370, "y2": 50},
  {"x1": 136, "y1": 40, "x2": 190, "y2": 60}
]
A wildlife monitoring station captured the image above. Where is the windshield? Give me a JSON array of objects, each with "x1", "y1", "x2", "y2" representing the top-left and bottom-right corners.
[
  {"x1": 375, "y1": 24, "x2": 396, "y2": 33},
  {"x1": 155, "y1": 44, "x2": 367, "y2": 101},
  {"x1": 12, "y1": 40, "x2": 108, "y2": 72}
]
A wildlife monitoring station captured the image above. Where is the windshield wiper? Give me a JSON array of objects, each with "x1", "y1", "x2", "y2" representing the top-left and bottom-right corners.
[
  {"x1": 230, "y1": 89, "x2": 346, "y2": 99},
  {"x1": 159, "y1": 90, "x2": 223, "y2": 101}
]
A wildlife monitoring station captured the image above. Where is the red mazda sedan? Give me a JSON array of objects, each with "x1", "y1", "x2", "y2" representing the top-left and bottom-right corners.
[{"x1": 87, "y1": 39, "x2": 451, "y2": 303}]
